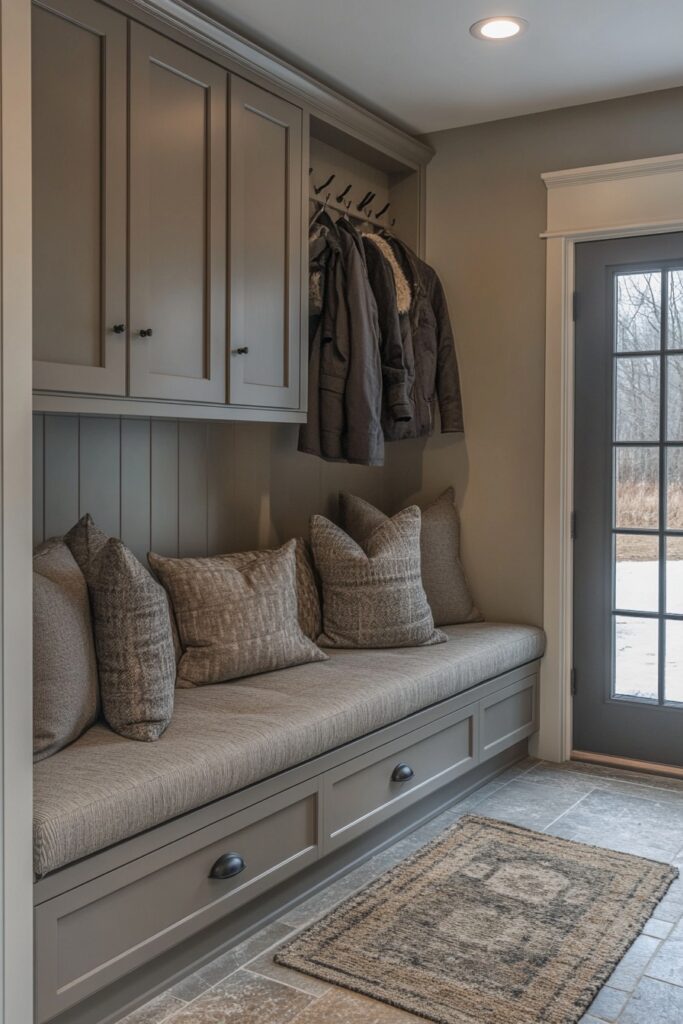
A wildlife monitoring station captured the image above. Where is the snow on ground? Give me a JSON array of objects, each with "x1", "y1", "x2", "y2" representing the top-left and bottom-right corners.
[{"x1": 615, "y1": 560, "x2": 683, "y2": 702}]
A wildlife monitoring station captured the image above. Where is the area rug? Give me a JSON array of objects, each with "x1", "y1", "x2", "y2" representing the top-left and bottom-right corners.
[{"x1": 275, "y1": 814, "x2": 678, "y2": 1024}]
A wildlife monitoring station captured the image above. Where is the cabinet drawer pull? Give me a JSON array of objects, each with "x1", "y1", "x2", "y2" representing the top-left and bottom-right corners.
[
  {"x1": 209, "y1": 853, "x2": 245, "y2": 880},
  {"x1": 112, "y1": 323, "x2": 126, "y2": 334},
  {"x1": 391, "y1": 762, "x2": 415, "y2": 783},
  {"x1": 233, "y1": 346, "x2": 249, "y2": 355},
  {"x1": 139, "y1": 328, "x2": 153, "y2": 338}
]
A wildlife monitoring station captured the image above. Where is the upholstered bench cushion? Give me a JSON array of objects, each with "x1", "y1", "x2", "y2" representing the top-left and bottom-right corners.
[{"x1": 33, "y1": 622, "x2": 545, "y2": 877}]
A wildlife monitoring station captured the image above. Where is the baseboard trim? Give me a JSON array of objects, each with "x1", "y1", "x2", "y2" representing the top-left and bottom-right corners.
[{"x1": 572, "y1": 749, "x2": 683, "y2": 779}]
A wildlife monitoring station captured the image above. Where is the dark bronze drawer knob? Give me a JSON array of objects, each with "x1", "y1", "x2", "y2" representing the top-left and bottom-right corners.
[
  {"x1": 391, "y1": 762, "x2": 415, "y2": 783},
  {"x1": 233, "y1": 346, "x2": 249, "y2": 355},
  {"x1": 209, "y1": 853, "x2": 245, "y2": 879},
  {"x1": 139, "y1": 328, "x2": 153, "y2": 338},
  {"x1": 112, "y1": 323, "x2": 126, "y2": 334}
]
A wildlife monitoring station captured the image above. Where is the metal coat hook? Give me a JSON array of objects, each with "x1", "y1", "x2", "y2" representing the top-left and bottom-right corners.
[
  {"x1": 375, "y1": 202, "x2": 391, "y2": 219},
  {"x1": 336, "y1": 183, "x2": 352, "y2": 203},
  {"x1": 314, "y1": 173, "x2": 336, "y2": 195},
  {"x1": 356, "y1": 190, "x2": 375, "y2": 212}
]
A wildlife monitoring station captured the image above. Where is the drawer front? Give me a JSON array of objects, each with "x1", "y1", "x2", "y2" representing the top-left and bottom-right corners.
[
  {"x1": 323, "y1": 705, "x2": 477, "y2": 852},
  {"x1": 480, "y1": 671, "x2": 538, "y2": 762},
  {"x1": 35, "y1": 780, "x2": 319, "y2": 1021}
]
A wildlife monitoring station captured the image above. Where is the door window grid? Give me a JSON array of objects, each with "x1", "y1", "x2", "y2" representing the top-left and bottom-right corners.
[{"x1": 612, "y1": 268, "x2": 683, "y2": 706}]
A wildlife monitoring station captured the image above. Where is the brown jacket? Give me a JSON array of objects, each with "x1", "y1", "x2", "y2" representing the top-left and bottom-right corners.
[{"x1": 384, "y1": 237, "x2": 464, "y2": 440}]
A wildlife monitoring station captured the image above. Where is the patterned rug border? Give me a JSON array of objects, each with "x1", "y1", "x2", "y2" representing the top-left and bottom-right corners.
[{"x1": 275, "y1": 814, "x2": 679, "y2": 1024}]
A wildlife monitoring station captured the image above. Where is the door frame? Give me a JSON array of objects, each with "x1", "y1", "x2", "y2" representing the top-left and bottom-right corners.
[{"x1": 541, "y1": 152, "x2": 683, "y2": 763}]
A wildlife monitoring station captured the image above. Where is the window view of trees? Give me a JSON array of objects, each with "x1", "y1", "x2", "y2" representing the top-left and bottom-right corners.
[{"x1": 612, "y1": 271, "x2": 683, "y2": 702}]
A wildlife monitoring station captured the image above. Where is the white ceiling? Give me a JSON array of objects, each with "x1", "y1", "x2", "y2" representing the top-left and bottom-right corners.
[{"x1": 193, "y1": 0, "x2": 683, "y2": 134}]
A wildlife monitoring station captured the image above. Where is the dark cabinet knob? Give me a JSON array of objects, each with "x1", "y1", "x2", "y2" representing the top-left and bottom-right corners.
[
  {"x1": 391, "y1": 762, "x2": 415, "y2": 783},
  {"x1": 139, "y1": 328, "x2": 153, "y2": 338},
  {"x1": 233, "y1": 346, "x2": 249, "y2": 355},
  {"x1": 209, "y1": 852, "x2": 245, "y2": 880},
  {"x1": 112, "y1": 323, "x2": 125, "y2": 334}
]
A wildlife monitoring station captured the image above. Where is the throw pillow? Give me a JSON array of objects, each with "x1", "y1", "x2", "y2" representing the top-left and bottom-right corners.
[
  {"x1": 64, "y1": 512, "x2": 109, "y2": 583},
  {"x1": 217, "y1": 539, "x2": 322, "y2": 641},
  {"x1": 88, "y1": 538, "x2": 175, "y2": 741},
  {"x1": 339, "y1": 488, "x2": 482, "y2": 626},
  {"x1": 33, "y1": 539, "x2": 99, "y2": 760},
  {"x1": 148, "y1": 539, "x2": 327, "y2": 687},
  {"x1": 311, "y1": 507, "x2": 446, "y2": 649}
]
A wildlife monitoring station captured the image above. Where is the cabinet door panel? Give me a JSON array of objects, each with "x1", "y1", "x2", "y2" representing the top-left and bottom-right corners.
[
  {"x1": 129, "y1": 26, "x2": 227, "y2": 403},
  {"x1": 229, "y1": 78, "x2": 302, "y2": 409},
  {"x1": 32, "y1": 0, "x2": 126, "y2": 395}
]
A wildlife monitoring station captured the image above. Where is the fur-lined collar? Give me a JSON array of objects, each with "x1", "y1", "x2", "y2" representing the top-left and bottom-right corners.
[{"x1": 364, "y1": 233, "x2": 411, "y2": 315}]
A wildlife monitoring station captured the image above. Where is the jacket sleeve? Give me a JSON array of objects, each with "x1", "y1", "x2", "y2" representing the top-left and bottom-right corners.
[
  {"x1": 431, "y1": 274, "x2": 464, "y2": 433},
  {"x1": 362, "y1": 241, "x2": 412, "y2": 422}
]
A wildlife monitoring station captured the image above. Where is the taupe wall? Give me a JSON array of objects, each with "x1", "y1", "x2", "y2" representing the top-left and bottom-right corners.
[{"x1": 422, "y1": 85, "x2": 683, "y2": 625}]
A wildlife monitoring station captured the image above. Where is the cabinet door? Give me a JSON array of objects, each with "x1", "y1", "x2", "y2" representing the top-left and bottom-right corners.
[
  {"x1": 129, "y1": 26, "x2": 227, "y2": 403},
  {"x1": 229, "y1": 78, "x2": 303, "y2": 409},
  {"x1": 32, "y1": 0, "x2": 127, "y2": 395}
]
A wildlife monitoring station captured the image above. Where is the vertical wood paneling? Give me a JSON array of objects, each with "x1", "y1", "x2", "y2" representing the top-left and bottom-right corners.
[
  {"x1": 43, "y1": 414, "x2": 79, "y2": 538},
  {"x1": 207, "y1": 421, "x2": 234, "y2": 554},
  {"x1": 78, "y1": 416, "x2": 121, "y2": 537},
  {"x1": 150, "y1": 419, "x2": 179, "y2": 556},
  {"x1": 120, "y1": 418, "x2": 151, "y2": 562},
  {"x1": 32, "y1": 413, "x2": 45, "y2": 547},
  {"x1": 178, "y1": 421, "x2": 208, "y2": 556},
  {"x1": 35, "y1": 415, "x2": 415, "y2": 563}
]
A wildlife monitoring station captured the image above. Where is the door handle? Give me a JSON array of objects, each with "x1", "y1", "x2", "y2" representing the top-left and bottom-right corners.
[
  {"x1": 232, "y1": 346, "x2": 249, "y2": 355},
  {"x1": 139, "y1": 328, "x2": 153, "y2": 338},
  {"x1": 112, "y1": 323, "x2": 126, "y2": 334}
]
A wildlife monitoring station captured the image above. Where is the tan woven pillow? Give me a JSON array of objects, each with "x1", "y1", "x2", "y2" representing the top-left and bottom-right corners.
[
  {"x1": 222, "y1": 539, "x2": 322, "y2": 641},
  {"x1": 340, "y1": 488, "x2": 482, "y2": 627},
  {"x1": 148, "y1": 540, "x2": 327, "y2": 687},
  {"x1": 311, "y1": 507, "x2": 446, "y2": 649}
]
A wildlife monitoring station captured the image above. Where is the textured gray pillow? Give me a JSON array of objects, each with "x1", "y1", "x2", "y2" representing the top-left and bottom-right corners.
[
  {"x1": 33, "y1": 539, "x2": 99, "y2": 761},
  {"x1": 311, "y1": 507, "x2": 446, "y2": 649},
  {"x1": 88, "y1": 538, "x2": 175, "y2": 741},
  {"x1": 218, "y1": 539, "x2": 322, "y2": 641},
  {"x1": 64, "y1": 513, "x2": 109, "y2": 583},
  {"x1": 148, "y1": 540, "x2": 327, "y2": 687},
  {"x1": 340, "y1": 488, "x2": 482, "y2": 627}
]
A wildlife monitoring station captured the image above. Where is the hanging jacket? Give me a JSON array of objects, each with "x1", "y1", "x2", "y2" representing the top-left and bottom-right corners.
[
  {"x1": 361, "y1": 233, "x2": 414, "y2": 428},
  {"x1": 384, "y1": 237, "x2": 465, "y2": 440},
  {"x1": 299, "y1": 214, "x2": 385, "y2": 466},
  {"x1": 299, "y1": 219, "x2": 340, "y2": 462}
]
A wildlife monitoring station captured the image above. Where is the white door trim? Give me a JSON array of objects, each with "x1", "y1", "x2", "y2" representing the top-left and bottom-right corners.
[{"x1": 540, "y1": 151, "x2": 683, "y2": 762}]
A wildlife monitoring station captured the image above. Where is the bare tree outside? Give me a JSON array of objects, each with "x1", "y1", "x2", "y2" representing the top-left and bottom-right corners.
[{"x1": 612, "y1": 271, "x2": 683, "y2": 702}]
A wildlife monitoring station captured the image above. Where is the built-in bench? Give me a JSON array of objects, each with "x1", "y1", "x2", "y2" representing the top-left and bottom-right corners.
[{"x1": 34, "y1": 621, "x2": 545, "y2": 1024}]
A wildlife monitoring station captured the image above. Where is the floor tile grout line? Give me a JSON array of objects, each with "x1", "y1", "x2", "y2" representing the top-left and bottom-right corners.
[
  {"x1": 242, "y1": 965, "x2": 327, "y2": 998},
  {"x1": 642, "y1": 970, "x2": 683, "y2": 991},
  {"x1": 542, "y1": 788, "x2": 597, "y2": 833}
]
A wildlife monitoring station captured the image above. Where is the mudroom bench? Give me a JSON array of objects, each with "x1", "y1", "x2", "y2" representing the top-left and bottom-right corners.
[{"x1": 33, "y1": 622, "x2": 545, "y2": 1024}]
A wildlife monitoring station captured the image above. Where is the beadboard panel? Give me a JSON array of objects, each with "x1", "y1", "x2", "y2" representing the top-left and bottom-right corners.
[{"x1": 33, "y1": 415, "x2": 414, "y2": 564}]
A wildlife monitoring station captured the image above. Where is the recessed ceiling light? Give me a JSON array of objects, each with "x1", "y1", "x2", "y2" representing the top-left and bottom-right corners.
[{"x1": 470, "y1": 16, "x2": 527, "y2": 41}]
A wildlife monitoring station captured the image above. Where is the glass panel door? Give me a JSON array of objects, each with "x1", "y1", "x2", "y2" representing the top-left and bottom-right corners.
[{"x1": 574, "y1": 234, "x2": 683, "y2": 766}]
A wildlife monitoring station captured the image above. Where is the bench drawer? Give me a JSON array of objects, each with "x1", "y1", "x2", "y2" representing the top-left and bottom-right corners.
[
  {"x1": 480, "y1": 671, "x2": 538, "y2": 762},
  {"x1": 35, "y1": 778, "x2": 320, "y2": 1022},
  {"x1": 323, "y1": 704, "x2": 477, "y2": 852}
]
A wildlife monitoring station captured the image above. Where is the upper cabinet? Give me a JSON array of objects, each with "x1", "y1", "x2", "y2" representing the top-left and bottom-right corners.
[
  {"x1": 229, "y1": 79, "x2": 303, "y2": 410},
  {"x1": 32, "y1": 0, "x2": 127, "y2": 396},
  {"x1": 129, "y1": 25, "x2": 227, "y2": 403}
]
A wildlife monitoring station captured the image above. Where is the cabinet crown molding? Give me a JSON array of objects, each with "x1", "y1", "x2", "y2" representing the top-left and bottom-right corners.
[{"x1": 127, "y1": 0, "x2": 433, "y2": 169}]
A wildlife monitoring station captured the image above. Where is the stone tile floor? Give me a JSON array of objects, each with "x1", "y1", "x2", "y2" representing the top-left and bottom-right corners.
[{"x1": 121, "y1": 758, "x2": 683, "y2": 1024}]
